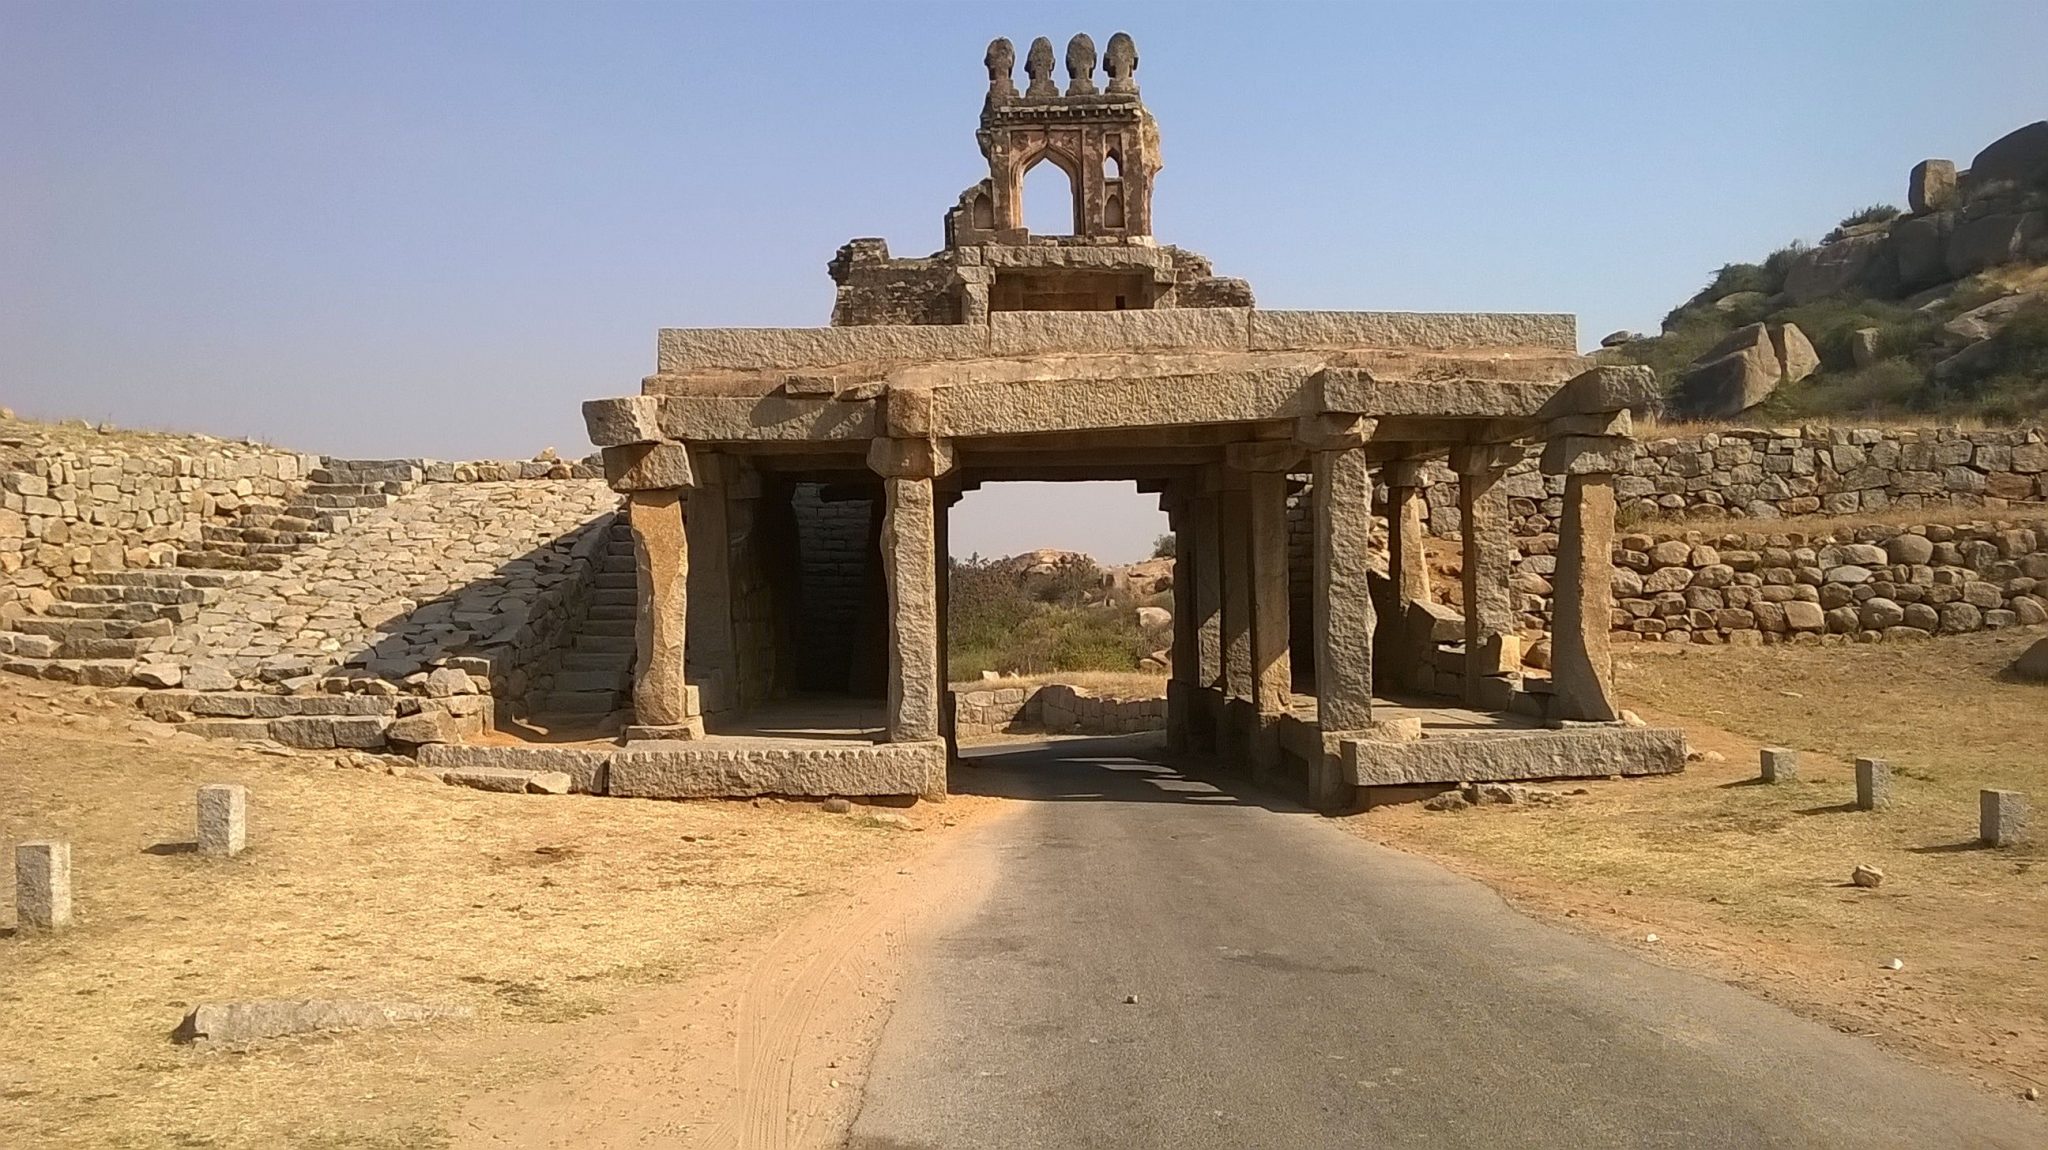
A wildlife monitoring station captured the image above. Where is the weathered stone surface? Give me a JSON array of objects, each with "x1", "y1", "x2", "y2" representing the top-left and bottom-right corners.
[
  {"x1": 196, "y1": 783, "x2": 247, "y2": 857},
  {"x1": 657, "y1": 325, "x2": 990, "y2": 373},
  {"x1": 416, "y1": 743, "x2": 609, "y2": 793},
  {"x1": 1772, "y1": 322, "x2": 1819, "y2": 384},
  {"x1": 1678, "y1": 323, "x2": 1792, "y2": 415},
  {"x1": 1979, "y1": 788, "x2": 2028, "y2": 847},
  {"x1": 1947, "y1": 212, "x2": 2045, "y2": 279},
  {"x1": 991, "y1": 308, "x2": 1249, "y2": 356},
  {"x1": 1908, "y1": 159, "x2": 1957, "y2": 214},
  {"x1": 1760, "y1": 746, "x2": 1798, "y2": 783},
  {"x1": 1342, "y1": 726, "x2": 1685, "y2": 786},
  {"x1": 1549, "y1": 473, "x2": 1617, "y2": 722},
  {"x1": 608, "y1": 740, "x2": 948, "y2": 798},
  {"x1": 14, "y1": 840, "x2": 72, "y2": 930},
  {"x1": 628, "y1": 489, "x2": 691, "y2": 727},
  {"x1": 580, "y1": 396, "x2": 665, "y2": 446},
  {"x1": 1968, "y1": 120, "x2": 2048, "y2": 188},
  {"x1": 880, "y1": 476, "x2": 940, "y2": 743},
  {"x1": 1855, "y1": 757, "x2": 1892, "y2": 811},
  {"x1": 435, "y1": 766, "x2": 572, "y2": 794},
  {"x1": 172, "y1": 999, "x2": 474, "y2": 1045},
  {"x1": 1309, "y1": 448, "x2": 1374, "y2": 733},
  {"x1": 1783, "y1": 234, "x2": 1889, "y2": 304},
  {"x1": 602, "y1": 442, "x2": 697, "y2": 491},
  {"x1": 1248, "y1": 310, "x2": 1576, "y2": 352},
  {"x1": 2010, "y1": 636, "x2": 2048, "y2": 682}
]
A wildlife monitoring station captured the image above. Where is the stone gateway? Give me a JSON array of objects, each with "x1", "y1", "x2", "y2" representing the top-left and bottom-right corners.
[{"x1": 577, "y1": 34, "x2": 1685, "y2": 807}]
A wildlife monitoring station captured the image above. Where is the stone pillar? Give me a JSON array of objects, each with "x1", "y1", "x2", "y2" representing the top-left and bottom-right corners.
[
  {"x1": 15, "y1": 840, "x2": 71, "y2": 930},
  {"x1": 1543, "y1": 436, "x2": 1628, "y2": 723},
  {"x1": 1164, "y1": 489, "x2": 1198, "y2": 753},
  {"x1": 197, "y1": 784, "x2": 247, "y2": 858},
  {"x1": 627, "y1": 487, "x2": 702, "y2": 737},
  {"x1": 1191, "y1": 491, "x2": 1224, "y2": 754},
  {"x1": 1217, "y1": 478, "x2": 1255, "y2": 766},
  {"x1": 1383, "y1": 462, "x2": 1432, "y2": 609},
  {"x1": 1311, "y1": 446, "x2": 1375, "y2": 735},
  {"x1": 871, "y1": 438, "x2": 952, "y2": 746},
  {"x1": 936, "y1": 486, "x2": 958, "y2": 757},
  {"x1": 1246, "y1": 470, "x2": 1292, "y2": 779},
  {"x1": 1452, "y1": 445, "x2": 1522, "y2": 710},
  {"x1": 685, "y1": 458, "x2": 737, "y2": 720}
]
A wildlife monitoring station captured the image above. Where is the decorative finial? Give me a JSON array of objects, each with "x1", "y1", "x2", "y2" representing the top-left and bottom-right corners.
[
  {"x1": 1104, "y1": 32, "x2": 1138, "y2": 95},
  {"x1": 1065, "y1": 33, "x2": 1098, "y2": 96},
  {"x1": 984, "y1": 38, "x2": 1017, "y2": 101},
  {"x1": 1024, "y1": 37, "x2": 1058, "y2": 97}
]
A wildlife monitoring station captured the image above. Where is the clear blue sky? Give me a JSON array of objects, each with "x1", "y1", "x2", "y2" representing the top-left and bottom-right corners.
[{"x1": 4, "y1": 2, "x2": 2044, "y2": 562}]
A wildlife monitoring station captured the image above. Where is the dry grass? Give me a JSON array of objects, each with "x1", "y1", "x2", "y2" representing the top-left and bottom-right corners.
[
  {"x1": 948, "y1": 669, "x2": 1168, "y2": 699},
  {"x1": 1351, "y1": 628, "x2": 2048, "y2": 1095},
  {"x1": 0, "y1": 684, "x2": 960, "y2": 1148}
]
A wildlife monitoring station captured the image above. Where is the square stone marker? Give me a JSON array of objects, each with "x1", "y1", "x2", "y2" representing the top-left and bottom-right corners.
[
  {"x1": 15, "y1": 840, "x2": 73, "y2": 930},
  {"x1": 1979, "y1": 789, "x2": 2027, "y2": 847},
  {"x1": 1759, "y1": 746, "x2": 1797, "y2": 783},
  {"x1": 197, "y1": 784, "x2": 247, "y2": 857},
  {"x1": 1854, "y1": 758, "x2": 1891, "y2": 810}
]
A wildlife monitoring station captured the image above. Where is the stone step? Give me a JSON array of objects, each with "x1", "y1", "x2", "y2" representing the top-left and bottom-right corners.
[
  {"x1": 62, "y1": 583, "x2": 214, "y2": 605},
  {"x1": 303, "y1": 482, "x2": 400, "y2": 497},
  {"x1": 293, "y1": 493, "x2": 394, "y2": 510},
  {"x1": 201, "y1": 525, "x2": 328, "y2": 546},
  {"x1": 0, "y1": 655, "x2": 137, "y2": 686},
  {"x1": 589, "y1": 589, "x2": 636, "y2": 608},
  {"x1": 13, "y1": 616, "x2": 172, "y2": 641},
  {"x1": 580, "y1": 618, "x2": 635, "y2": 636},
  {"x1": 603, "y1": 543, "x2": 635, "y2": 557},
  {"x1": 81, "y1": 570, "x2": 196, "y2": 588},
  {"x1": 594, "y1": 573, "x2": 637, "y2": 591},
  {"x1": 571, "y1": 635, "x2": 635, "y2": 654},
  {"x1": 46, "y1": 601, "x2": 195, "y2": 623},
  {"x1": 59, "y1": 636, "x2": 157, "y2": 660},
  {"x1": 586, "y1": 604, "x2": 637, "y2": 621},
  {"x1": 535, "y1": 690, "x2": 619, "y2": 714},
  {"x1": 177, "y1": 552, "x2": 284, "y2": 571},
  {"x1": 550, "y1": 669, "x2": 630, "y2": 693},
  {"x1": 562, "y1": 650, "x2": 632, "y2": 671},
  {"x1": 313, "y1": 460, "x2": 421, "y2": 485},
  {"x1": 196, "y1": 540, "x2": 302, "y2": 558}
]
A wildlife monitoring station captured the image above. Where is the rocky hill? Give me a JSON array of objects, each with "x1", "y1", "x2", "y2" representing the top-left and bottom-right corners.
[{"x1": 1604, "y1": 120, "x2": 2048, "y2": 423}]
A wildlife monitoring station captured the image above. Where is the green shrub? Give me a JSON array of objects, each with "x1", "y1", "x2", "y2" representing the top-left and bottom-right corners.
[
  {"x1": 1758, "y1": 359, "x2": 1926, "y2": 420},
  {"x1": 948, "y1": 554, "x2": 1155, "y2": 677},
  {"x1": 1823, "y1": 204, "x2": 1902, "y2": 242},
  {"x1": 1760, "y1": 241, "x2": 1811, "y2": 295},
  {"x1": 1151, "y1": 532, "x2": 1176, "y2": 559}
]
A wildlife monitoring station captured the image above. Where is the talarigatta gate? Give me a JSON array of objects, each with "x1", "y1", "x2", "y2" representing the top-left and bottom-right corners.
[{"x1": 577, "y1": 33, "x2": 1686, "y2": 807}]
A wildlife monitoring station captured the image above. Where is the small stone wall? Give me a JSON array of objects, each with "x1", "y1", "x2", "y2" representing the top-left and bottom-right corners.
[
  {"x1": 0, "y1": 436, "x2": 318, "y2": 614},
  {"x1": 1513, "y1": 517, "x2": 2048, "y2": 645},
  {"x1": 950, "y1": 682, "x2": 1166, "y2": 738},
  {"x1": 791, "y1": 483, "x2": 877, "y2": 692}
]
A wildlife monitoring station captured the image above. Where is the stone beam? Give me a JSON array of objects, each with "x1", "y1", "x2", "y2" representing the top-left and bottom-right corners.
[
  {"x1": 602, "y1": 442, "x2": 696, "y2": 491},
  {"x1": 1318, "y1": 372, "x2": 1563, "y2": 419},
  {"x1": 928, "y1": 372, "x2": 1316, "y2": 439}
]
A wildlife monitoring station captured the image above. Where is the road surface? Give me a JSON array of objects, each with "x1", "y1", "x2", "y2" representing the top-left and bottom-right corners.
[{"x1": 845, "y1": 735, "x2": 2044, "y2": 1149}]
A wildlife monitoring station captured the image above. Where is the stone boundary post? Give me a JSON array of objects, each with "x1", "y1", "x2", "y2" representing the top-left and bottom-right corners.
[
  {"x1": 15, "y1": 840, "x2": 72, "y2": 930},
  {"x1": 197, "y1": 784, "x2": 247, "y2": 857}
]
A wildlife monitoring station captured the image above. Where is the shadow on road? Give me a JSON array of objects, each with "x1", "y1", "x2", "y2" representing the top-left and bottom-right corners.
[{"x1": 950, "y1": 734, "x2": 1306, "y2": 814}]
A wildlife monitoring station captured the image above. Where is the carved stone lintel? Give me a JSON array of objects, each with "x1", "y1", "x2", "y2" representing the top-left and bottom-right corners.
[
  {"x1": 1449, "y1": 442, "x2": 1527, "y2": 476},
  {"x1": 1225, "y1": 440, "x2": 1304, "y2": 474},
  {"x1": 1294, "y1": 413, "x2": 1373, "y2": 452},
  {"x1": 1541, "y1": 434, "x2": 1634, "y2": 476},
  {"x1": 603, "y1": 442, "x2": 696, "y2": 492}
]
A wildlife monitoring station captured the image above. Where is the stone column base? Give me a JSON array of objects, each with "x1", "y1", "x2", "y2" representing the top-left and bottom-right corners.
[{"x1": 624, "y1": 719, "x2": 705, "y2": 742}]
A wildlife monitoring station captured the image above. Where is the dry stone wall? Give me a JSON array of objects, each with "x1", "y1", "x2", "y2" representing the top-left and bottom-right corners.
[
  {"x1": 0, "y1": 435, "x2": 318, "y2": 615},
  {"x1": 1511, "y1": 517, "x2": 2048, "y2": 646},
  {"x1": 169, "y1": 479, "x2": 619, "y2": 693},
  {"x1": 951, "y1": 681, "x2": 1166, "y2": 737}
]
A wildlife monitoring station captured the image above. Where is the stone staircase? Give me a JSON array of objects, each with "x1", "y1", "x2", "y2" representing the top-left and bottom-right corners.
[
  {"x1": 0, "y1": 459, "x2": 416, "y2": 686},
  {"x1": 524, "y1": 518, "x2": 638, "y2": 729}
]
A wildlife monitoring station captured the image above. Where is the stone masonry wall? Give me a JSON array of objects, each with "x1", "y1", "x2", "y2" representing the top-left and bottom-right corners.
[
  {"x1": 171, "y1": 479, "x2": 619, "y2": 693},
  {"x1": 0, "y1": 436, "x2": 318, "y2": 616},
  {"x1": 792, "y1": 482, "x2": 876, "y2": 692},
  {"x1": 951, "y1": 682, "x2": 1167, "y2": 738},
  {"x1": 1512, "y1": 517, "x2": 2048, "y2": 646}
]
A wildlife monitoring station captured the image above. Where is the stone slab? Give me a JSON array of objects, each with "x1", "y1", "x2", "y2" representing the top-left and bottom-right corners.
[
  {"x1": 1342, "y1": 727, "x2": 1686, "y2": 787},
  {"x1": 649, "y1": 394, "x2": 880, "y2": 443},
  {"x1": 989, "y1": 308, "x2": 1251, "y2": 357},
  {"x1": 607, "y1": 740, "x2": 948, "y2": 799},
  {"x1": 416, "y1": 743, "x2": 611, "y2": 795},
  {"x1": 929, "y1": 370, "x2": 1314, "y2": 439},
  {"x1": 1251, "y1": 310, "x2": 1576, "y2": 352},
  {"x1": 657, "y1": 325, "x2": 991, "y2": 373}
]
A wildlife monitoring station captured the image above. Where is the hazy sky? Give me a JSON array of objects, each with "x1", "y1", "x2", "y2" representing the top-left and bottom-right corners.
[{"x1": 4, "y1": 2, "x2": 2045, "y2": 563}]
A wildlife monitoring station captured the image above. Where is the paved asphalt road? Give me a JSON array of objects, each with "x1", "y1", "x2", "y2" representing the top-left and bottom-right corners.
[{"x1": 845, "y1": 736, "x2": 2045, "y2": 1149}]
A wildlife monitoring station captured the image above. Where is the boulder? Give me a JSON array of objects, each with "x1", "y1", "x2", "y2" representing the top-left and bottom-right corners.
[
  {"x1": 1712, "y1": 291, "x2": 1767, "y2": 314},
  {"x1": 1908, "y1": 159, "x2": 1957, "y2": 214},
  {"x1": 1782, "y1": 232, "x2": 1890, "y2": 304},
  {"x1": 1943, "y1": 292, "x2": 2037, "y2": 344},
  {"x1": 1772, "y1": 322, "x2": 1820, "y2": 384},
  {"x1": 1946, "y1": 212, "x2": 2045, "y2": 279},
  {"x1": 1678, "y1": 323, "x2": 1783, "y2": 416},
  {"x1": 1599, "y1": 330, "x2": 1636, "y2": 348},
  {"x1": 1134, "y1": 605, "x2": 1172, "y2": 629},
  {"x1": 1893, "y1": 213, "x2": 1955, "y2": 291},
  {"x1": 1967, "y1": 120, "x2": 2048, "y2": 190},
  {"x1": 2009, "y1": 637, "x2": 2048, "y2": 682}
]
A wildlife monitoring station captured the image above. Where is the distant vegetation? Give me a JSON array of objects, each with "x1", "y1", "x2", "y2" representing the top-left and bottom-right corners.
[{"x1": 947, "y1": 553, "x2": 1170, "y2": 680}]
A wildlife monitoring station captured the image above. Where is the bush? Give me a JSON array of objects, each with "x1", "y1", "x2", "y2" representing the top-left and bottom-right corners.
[
  {"x1": 1759, "y1": 241, "x2": 1810, "y2": 294},
  {"x1": 948, "y1": 554, "x2": 1154, "y2": 677},
  {"x1": 1823, "y1": 204, "x2": 1902, "y2": 242},
  {"x1": 1151, "y1": 532, "x2": 1176, "y2": 559}
]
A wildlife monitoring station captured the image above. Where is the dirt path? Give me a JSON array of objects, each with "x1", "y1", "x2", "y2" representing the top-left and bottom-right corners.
[{"x1": 452, "y1": 799, "x2": 1019, "y2": 1149}]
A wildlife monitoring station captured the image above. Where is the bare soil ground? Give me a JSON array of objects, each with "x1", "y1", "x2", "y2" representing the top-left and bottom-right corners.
[
  {"x1": 1350, "y1": 628, "x2": 2048, "y2": 1100},
  {"x1": 0, "y1": 682, "x2": 993, "y2": 1148}
]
